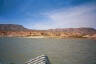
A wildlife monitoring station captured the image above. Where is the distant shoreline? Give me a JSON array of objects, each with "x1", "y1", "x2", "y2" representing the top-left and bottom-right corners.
[
  {"x1": 0, "y1": 24, "x2": 96, "y2": 40},
  {"x1": 0, "y1": 36, "x2": 96, "y2": 40}
]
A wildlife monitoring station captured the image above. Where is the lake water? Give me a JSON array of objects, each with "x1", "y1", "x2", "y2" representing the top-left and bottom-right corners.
[{"x1": 0, "y1": 38, "x2": 96, "y2": 64}]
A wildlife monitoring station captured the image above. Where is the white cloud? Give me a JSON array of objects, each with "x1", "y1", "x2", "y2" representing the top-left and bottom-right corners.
[{"x1": 32, "y1": 3, "x2": 96, "y2": 30}]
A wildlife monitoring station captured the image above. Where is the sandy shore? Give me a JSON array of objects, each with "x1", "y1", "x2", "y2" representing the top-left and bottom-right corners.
[{"x1": 23, "y1": 36, "x2": 47, "y2": 38}]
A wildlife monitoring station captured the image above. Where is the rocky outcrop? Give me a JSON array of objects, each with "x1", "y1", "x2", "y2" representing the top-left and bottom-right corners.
[
  {"x1": 0, "y1": 24, "x2": 27, "y2": 31},
  {"x1": 48, "y1": 27, "x2": 96, "y2": 34}
]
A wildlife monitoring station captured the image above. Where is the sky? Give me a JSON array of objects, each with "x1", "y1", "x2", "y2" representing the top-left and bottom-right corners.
[{"x1": 0, "y1": 0, "x2": 96, "y2": 29}]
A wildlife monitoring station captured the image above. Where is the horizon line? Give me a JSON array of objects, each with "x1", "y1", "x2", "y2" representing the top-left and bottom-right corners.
[{"x1": 0, "y1": 23, "x2": 96, "y2": 30}]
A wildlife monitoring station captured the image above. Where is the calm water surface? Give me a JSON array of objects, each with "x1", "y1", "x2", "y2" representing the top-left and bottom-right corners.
[{"x1": 0, "y1": 38, "x2": 96, "y2": 64}]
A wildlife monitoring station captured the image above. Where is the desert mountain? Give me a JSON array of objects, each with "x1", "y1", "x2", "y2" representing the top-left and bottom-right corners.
[
  {"x1": 0, "y1": 24, "x2": 27, "y2": 31},
  {"x1": 48, "y1": 28, "x2": 96, "y2": 34}
]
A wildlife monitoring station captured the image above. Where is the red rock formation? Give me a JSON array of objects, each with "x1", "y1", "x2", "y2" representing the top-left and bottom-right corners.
[{"x1": 0, "y1": 24, "x2": 96, "y2": 39}]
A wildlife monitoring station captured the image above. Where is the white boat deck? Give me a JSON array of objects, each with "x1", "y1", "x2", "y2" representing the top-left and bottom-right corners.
[{"x1": 25, "y1": 55, "x2": 50, "y2": 64}]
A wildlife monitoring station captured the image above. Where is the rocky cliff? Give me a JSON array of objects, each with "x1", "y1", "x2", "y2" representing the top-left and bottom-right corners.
[
  {"x1": 0, "y1": 24, "x2": 27, "y2": 31},
  {"x1": 48, "y1": 27, "x2": 96, "y2": 34}
]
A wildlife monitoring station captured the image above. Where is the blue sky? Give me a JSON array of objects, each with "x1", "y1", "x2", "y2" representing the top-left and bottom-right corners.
[{"x1": 0, "y1": 0, "x2": 96, "y2": 29}]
